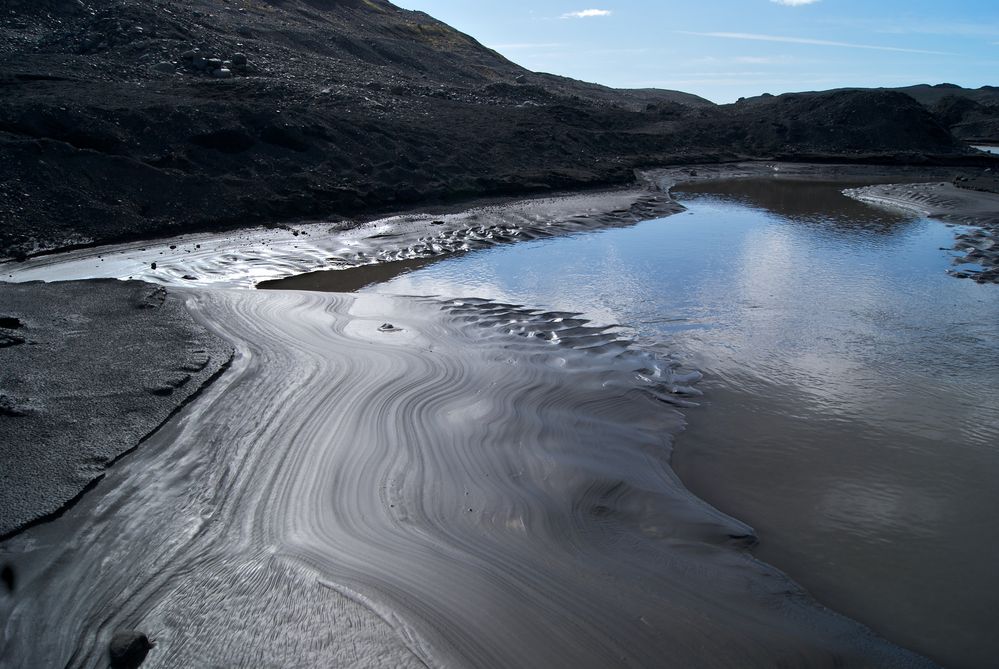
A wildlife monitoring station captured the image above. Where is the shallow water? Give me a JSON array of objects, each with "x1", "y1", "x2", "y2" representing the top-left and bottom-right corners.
[
  {"x1": 2, "y1": 176, "x2": 994, "y2": 668},
  {"x1": 357, "y1": 178, "x2": 999, "y2": 668},
  {"x1": 2, "y1": 289, "x2": 925, "y2": 668}
]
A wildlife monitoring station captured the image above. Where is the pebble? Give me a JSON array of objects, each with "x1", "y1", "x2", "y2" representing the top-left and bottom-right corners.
[{"x1": 108, "y1": 631, "x2": 155, "y2": 669}]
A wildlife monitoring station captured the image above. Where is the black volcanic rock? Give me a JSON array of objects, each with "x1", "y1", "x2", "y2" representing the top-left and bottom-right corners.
[
  {"x1": 932, "y1": 95, "x2": 999, "y2": 143},
  {"x1": 109, "y1": 630, "x2": 155, "y2": 669},
  {"x1": 712, "y1": 90, "x2": 960, "y2": 156}
]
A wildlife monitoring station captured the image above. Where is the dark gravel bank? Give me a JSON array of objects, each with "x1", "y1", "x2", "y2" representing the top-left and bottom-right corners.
[{"x1": 0, "y1": 279, "x2": 232, "y2": 538}]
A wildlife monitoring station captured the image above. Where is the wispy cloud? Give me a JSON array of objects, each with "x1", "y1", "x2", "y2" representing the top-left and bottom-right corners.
[
  {"x1": 678, "y1": 31, "x2": 957, "y2": 56},
  {"x1": 561, "y1": 9, "x2": 612, "y2": 19},
  {"x1": 489, "y1": 43, "x2": 565, "y2": 50},
  {"x1": 771, "y1": 0, "x2": 820, "y2": 5},
  {"x1": 735, "y1": 55, "x2": 796, "y2": 64}
]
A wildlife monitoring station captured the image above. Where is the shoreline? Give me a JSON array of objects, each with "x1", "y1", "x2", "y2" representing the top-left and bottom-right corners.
[
  {"x1": 1, "y1": 288, "x2": 938, "y2": 667},
  {"x1": 844, "y1": 181, "x2": 999, "y2": 282},
  {"x1": 1, "y1": 161, "x2": 982, "y2": 291},
  {"x1": 1, "y1": 161, "x2": 982, "y2": 666},
  {"x1": 2, "y1": 157, "x2": 994, "y2": 265}
]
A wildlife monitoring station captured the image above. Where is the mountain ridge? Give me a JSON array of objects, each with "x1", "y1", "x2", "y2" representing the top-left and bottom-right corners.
[{"x1": 0, "y1": 0, "x2": 992, "y2": 258}]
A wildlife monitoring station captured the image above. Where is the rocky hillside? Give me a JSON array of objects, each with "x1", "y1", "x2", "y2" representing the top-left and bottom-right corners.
[
  {"x1": 0, "y1": 0, "x2": 989, "y2": 258},
  {"x1": 866, "y1": 85, "x2": 999, "y2": 143},
  {"x1": 740, "y1": 84, "x2": 999, "y2": 144}
]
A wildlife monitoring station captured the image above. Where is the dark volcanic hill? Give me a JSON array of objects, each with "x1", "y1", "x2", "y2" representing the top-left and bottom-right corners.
[
  {"x1": 0, "y1": 0, "x2": 989, "y2": 258},
  {"x1": 855, "y1": 85, "x2": 999, "y2": 142},
  {"x1": 740, "y1": 83, "x2": 999, "y2": 144}
]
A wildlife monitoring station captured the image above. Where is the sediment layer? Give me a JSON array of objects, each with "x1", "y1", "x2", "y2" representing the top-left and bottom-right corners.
[{"x1": 0, "y1": 289, "x2": 935, "y2": 667}]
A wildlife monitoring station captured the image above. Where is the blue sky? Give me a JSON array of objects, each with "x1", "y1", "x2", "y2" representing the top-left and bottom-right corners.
[{"x1": 391, "y1": 0, "x2": 999, "y2": 103}]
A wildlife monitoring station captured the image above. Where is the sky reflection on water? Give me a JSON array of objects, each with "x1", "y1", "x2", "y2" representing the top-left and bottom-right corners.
[{"x1": 364, "y1": 178, "x2": 999, "y2": 668}]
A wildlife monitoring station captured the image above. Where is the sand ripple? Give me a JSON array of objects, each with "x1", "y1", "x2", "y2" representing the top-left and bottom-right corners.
[
  {"x1": 0, "y1": 189, "x2": 681, "y2": 290},
  {"x1": 0, "y1": 290, "x2": 933, "y2": 667}
]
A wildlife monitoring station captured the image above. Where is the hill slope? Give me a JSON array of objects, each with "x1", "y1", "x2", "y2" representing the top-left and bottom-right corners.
[{"x1": 0, "y1": 0, "x2": 986, "y2": 258}]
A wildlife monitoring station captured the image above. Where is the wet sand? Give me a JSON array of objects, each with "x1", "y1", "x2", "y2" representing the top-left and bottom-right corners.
[
  {"x1": 845, "y1": 181, "x2": 999, "y2": 282},
  {"x1": 0, "y1": 280, "x2": 231, "y2": 538},
  {"x1": 1, "y1": 164, "x2": 978, "y2": 667},
  {"x1": 0, "y1": 289, "x2": 934, "y2": 667},
  {"x1": 0, "y1": 188, "x2": 681, "y2": 290}
]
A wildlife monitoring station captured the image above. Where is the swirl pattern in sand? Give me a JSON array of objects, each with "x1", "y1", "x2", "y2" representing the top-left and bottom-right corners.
[{"x1": 0, "y1": 289, "x2": 932, "y2": 668}]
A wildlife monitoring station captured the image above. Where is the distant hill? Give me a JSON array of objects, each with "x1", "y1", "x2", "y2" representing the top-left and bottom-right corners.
[
  {"x1": 881, "y1": 84, "x2": 999, "y2": 108},
  {"x1": 738, "y1": 84, "x2": 999, "y2": 143}
]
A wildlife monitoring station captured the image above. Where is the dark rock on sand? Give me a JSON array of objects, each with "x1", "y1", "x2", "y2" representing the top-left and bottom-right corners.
[
  {"x1": 0, "y1": 332, "x2": 25, "y2": 348},
  {"x1": 0, "y1": 280, "x2": 233, "y2": 538},
  {"x1": 0, "y1": 394, "x2": 31, "y2": 417},
  {"x1": 1, "y1": 564, "x2": 13, "y2": 593},
  {"x1": 109, "y1": 630, "x2": 155, "y2": 669}
]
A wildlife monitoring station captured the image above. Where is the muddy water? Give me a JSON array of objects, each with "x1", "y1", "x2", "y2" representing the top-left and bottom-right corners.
[{"x1": 357, "y1": 178, "x2": 999, "y2": 669}]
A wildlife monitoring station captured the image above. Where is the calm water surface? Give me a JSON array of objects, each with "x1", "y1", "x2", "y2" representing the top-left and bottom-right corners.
[{"x1": 356, "y1": 178, "x2": 999, "y2": 669}]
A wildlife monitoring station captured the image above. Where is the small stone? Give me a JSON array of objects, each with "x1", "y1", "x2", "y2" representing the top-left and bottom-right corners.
[
  {"x1": 180, "y1": 49, "x2": 198, "y2": 60},
  {"x1": 232, "y1": 52, "x2": 247, "y2": 65},
  {"x1": 109, "y1": 631, "x2": 155, "y2": 669},
  {"x1": 151, "y1": 61, "x2": 174, "y2": 73},
  {"x1": 213, "y1": 68, "x2": 232, "y2": 79},
  {"x1": 0, "y1": 332, "x2": 25, "y2": 348}
]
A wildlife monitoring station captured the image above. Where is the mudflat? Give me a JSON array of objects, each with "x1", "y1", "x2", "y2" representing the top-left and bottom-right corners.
[{"x1": 0, "y1": 288, "x2": 937, "y2": 668}]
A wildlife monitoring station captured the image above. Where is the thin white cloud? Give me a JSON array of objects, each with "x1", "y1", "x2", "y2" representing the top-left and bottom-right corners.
[
  {"x1": 818, "y1": 16, "x2": 999, "y2": 37},
  {"x1": 489, "y1": 43, "x2": 565, "y2": 49},
  {"x1": 678, "y1": 31, "x2": 957, "y2": 56},
  {"x1": 561, "y1": 9, "x2": 612, "y2": 19},
  {"x1": 771, "y1": 0, "x2": 820, "y2": 5},
  {"x1": 735, "y1": 55, "x2": 796, "y2": 64}
]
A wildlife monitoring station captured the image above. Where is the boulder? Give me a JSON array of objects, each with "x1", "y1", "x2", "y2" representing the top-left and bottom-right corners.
[{"x1": 108, "y1": 631, "x2": 155, "y2": 669}]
